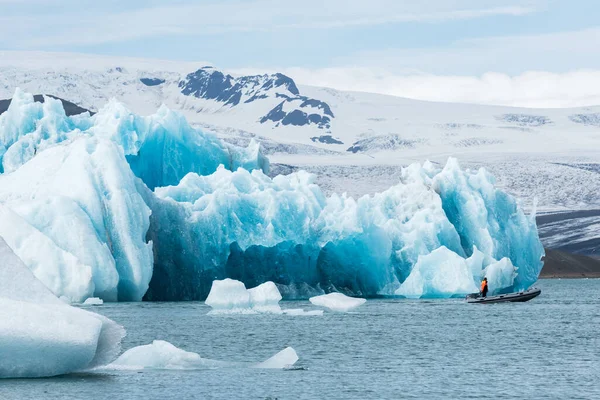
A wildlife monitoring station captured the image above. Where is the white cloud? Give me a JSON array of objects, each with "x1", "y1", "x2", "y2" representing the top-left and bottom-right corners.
[
  {"x1": 337, "y1": 27, "x2": 600, "y2": 76},
  {"x1": 231, "y1": 66, "x2": 600, "y2": 108},
  {"x1": 0, "y1": 0, "x2": 539, "y2": 47},
  {"x1": 231, "y1": 26, "x2": 600, "y2": 108}
]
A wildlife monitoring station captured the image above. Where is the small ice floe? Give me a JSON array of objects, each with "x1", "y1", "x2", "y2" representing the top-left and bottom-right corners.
[
  {"x1": 309, "y1": 292, "x2": 366, "y2": 312},
  {"x1": 205, "y1": 279, "x2": 281, "y2": 314},
  {"x1": 205, "y1": 279, "x2": 320, "y2": 316},
  {"x1": 82, "y1": 297, "x2": 104, "y2": 306},
  {"x1": 105, "y1": 340, "x2": 299, "y2": 370},
  {"x1": 253, "y1": 346, "x2": 299, "y2": 369}
]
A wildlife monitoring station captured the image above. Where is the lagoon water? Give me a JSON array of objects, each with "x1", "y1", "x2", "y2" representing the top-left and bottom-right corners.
[{"x1": 2, "y1": 280, "x2": 598, "y2": 399}]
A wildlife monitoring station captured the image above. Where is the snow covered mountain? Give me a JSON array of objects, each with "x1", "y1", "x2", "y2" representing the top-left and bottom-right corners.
[
  {"x1": 1, "y1": 52, "x2": 599, "y2": 163},
  {"x1": 1, "y1": 51, "x2": 599, "y2": 256}
]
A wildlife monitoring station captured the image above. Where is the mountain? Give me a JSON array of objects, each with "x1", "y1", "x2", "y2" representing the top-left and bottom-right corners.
[
  {"x1": 1, "y1": 55, "x2": 599, "y2": 164},
  {"x1": 178, "y1": 67, "x2": 333, "y2": 129},
  {"x1": 1, "y1": 52, "x2": 599, "y2": 258}
]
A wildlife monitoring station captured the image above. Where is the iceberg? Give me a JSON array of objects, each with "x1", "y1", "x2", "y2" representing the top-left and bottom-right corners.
[
  {"x1": 205, "y1": 278, "x2": 253, "y2": 313},
  {"x1": 206, "y1": 278, "x2": 322, "y2": 315},
  {"x1": 253, "y1": 346, "x2": 299, "y2": 369},
  {"x1": 0, "y1": 89, "x2": 544, "y2": 302},
  {"x1": 0, "y1": 237, "x2": 124, "y2": 378},
  {"x1": 309, "y1": 293, "x2": 366, "y2": 312},
  {"x1": 108, "y1": 340, "x2": 227, "y2": 370},
  {"x1": 248, "y1": 281, "x2": 283, "y2": 313},
  {"x1": 82, "y1": 297, "x2": 104, "y2": 306},
  {"x1": 0, "y1": 89, "x2": 266, "y2": 302},
  {"x1": 0, "y1": 136, "x2": 153, "y2": 302},
  {"x1": 107, "y1": 340, "x2": 298, "y2": 370},
  {"x1": 146, "y1": 160, "x2": 543, "y2": 300},
  {"x1": 0, "y1": 89, "x2": 268, "y2": 185},
  {"x1": 203, "y1": 279, "x2": 279, "y2": 314}
]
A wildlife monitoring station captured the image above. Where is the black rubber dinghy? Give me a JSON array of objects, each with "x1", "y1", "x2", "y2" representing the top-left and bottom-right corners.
[{"x1": 466, "y1": 287, "x2": 541, "y2": 304}]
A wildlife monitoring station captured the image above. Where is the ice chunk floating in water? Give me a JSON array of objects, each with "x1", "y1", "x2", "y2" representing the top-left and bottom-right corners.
[
  {"x1": 205, "y1": 279, "x2": 253, "y2": 313},
  {"x1": 206, "y1": 279, "x2": 319, "y2": 314},
  {"x1": 205, "y1": 278, "x2": 285, "y2": 314},
  {"x1": 253, "y1": 346, "x2": 299, "y2": 369},
  {"x1": 107, "y1": 340, "x2": 298, "y2": 370},
  {"x1": 0, "y1": 89, "x2": 544, "y2": 301},
  {"x1": 0, "y1": 237, "x2": 124, "y2": 378},
  {"x1": 82, "y1": 297, "x2": 104, "y2": 306},
  {"x1": 309, "y1": 293, "x2": 366, "y2": 312},
  {"x1": 108, "y1": 340, "x2": 227, "y2": 370},
  {"x1": 248, "y1": 281, "x2": 283, "y2": 313}
]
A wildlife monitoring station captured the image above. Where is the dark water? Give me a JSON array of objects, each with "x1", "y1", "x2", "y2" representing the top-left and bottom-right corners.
[{"x1": 2, "y1": 280, "x2": 599, "y2": 399}]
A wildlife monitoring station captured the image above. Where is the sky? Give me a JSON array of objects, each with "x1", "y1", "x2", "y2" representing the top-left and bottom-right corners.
[{"x1": 1, "y1": 0, "x2": 599, "y2": 107}]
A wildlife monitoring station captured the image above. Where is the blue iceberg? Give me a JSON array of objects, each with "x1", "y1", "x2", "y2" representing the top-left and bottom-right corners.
[
  {"x1": 0, "y1": 89, "x2": 544, "y2": 301},
  {"x1": 144, "y1": 161, "x2": 543, "y2": 300}
]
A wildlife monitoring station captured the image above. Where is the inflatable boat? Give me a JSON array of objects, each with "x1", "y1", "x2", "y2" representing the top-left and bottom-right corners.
[{"x1": 466, "y1": 287, "x2": 541, "y2": 304}]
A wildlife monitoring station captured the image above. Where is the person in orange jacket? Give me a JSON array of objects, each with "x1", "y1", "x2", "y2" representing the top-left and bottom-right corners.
[{"x1": 480, "y1": 277, "x2": 489, "y2": 297}]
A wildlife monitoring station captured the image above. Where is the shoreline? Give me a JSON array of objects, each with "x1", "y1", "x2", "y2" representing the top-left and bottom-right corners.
[{"x1": 539, "y1": 248, "x2": 600, "y2": 279}]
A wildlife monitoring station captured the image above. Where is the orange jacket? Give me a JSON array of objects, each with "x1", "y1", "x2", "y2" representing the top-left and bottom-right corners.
[{"x1": 480, "y1": 281, "x2": 488, "y2": 291}]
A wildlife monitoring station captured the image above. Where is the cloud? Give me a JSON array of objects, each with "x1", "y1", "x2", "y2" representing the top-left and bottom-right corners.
[
  {"x1": 230, "y1": 25, "x2": 600, "y2": 107},
  {"x1": 231, "y1": 66, "x2": 600, "y2": 108},
  {"x1": 337, "y1": 27, "x2": 600, "y2": 76},
  {"x1": 0, "y1": 0, "x2": 539, "y2": 47}
]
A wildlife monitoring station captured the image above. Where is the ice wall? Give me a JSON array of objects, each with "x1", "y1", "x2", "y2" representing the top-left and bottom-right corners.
[
  {"x1": 0, "y1": 89, "x2": 268, "y2": 186},
  {"x1": 0, "y1": 89, "x2": 267, "y2": 302},
  {"x1": 145, "y1": 161, "x2": 543, "y2": 300},
  {"x1": 0, "y1": 136, "x2": 153, "y2": 302},
  {"x1": 0, "y1": 89, "x2": 544, "y2": 301}
]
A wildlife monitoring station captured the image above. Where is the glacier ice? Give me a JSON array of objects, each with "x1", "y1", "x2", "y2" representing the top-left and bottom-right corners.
[
  {"x1": 107, "y1": 340, "x2": 298, "y2": 370},
  {"x1": 82, "y1": 297, "x2": 104, "y2": 306},
  {"x1": 0, "y1": 89, "x2": 268, "y2": 185},
  {"x1": 92, "y1": 100, "x2": 269, "y2": 189},
  {"x1": 0, "y1": 237, "x2": 124, "y2": 378},
  {"x1": 205, "y1": 278, "x2": 253, "y2": 313},
  {"x1": 0, "y1": 136, "x2": 153, "y2": 302},
  {"x1": 205, "y1": 279, "x2": 282, "y2": 314},
  {"x1": 108, "y1": 340, "x2": 227, "y2": 370},
  {"x1": 396, "y1": 246, "x2": 479, "y2": 298},
  {"x1": 309, "y1": 293, "x2": 366, "y2": 312},
  {"x1": 0, "y1": 89, "x2": 266, "y2": 302},
  {"x1": 253, "y1": 346, "x2": 299, "y2": 369},
  {"x1": 248, "y1": 281, "x2": 283, "y2": 313},
  {"x1": 205, "y1": 279, "x2": 320, "y2": 315},
  {"x1": 146, "y1": 160, "x2": 542, "y2": 300},
  {"x1": 0, "y1": 89, "x2": 544, "y2": 301},
  {"x1": 484, "y1": 258, "x2": 517, "y2": 293}
]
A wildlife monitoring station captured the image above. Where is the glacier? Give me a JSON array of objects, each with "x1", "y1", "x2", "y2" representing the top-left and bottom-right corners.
[
  {"x1": 0, "y1": 237, "x2": 124, "y2": 378},
  {"x1": 0, "y1": 89, "x2": 544, "y2": 302}
]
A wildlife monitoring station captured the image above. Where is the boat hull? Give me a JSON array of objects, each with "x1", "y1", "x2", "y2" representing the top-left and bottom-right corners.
[{"x1": 466, "y1": 288, "x2": 541, "y2": 304}]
